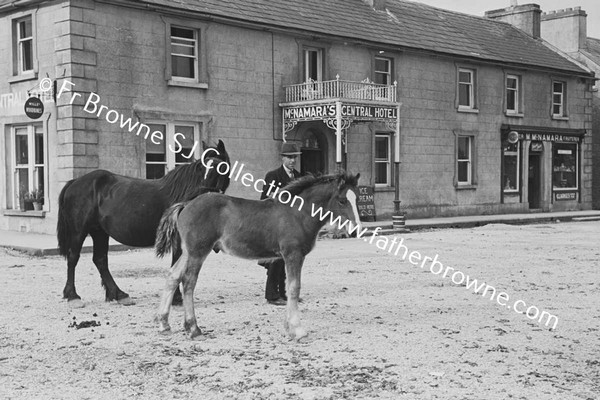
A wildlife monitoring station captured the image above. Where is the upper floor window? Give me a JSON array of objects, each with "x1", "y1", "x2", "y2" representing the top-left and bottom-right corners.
[
  {"x1": 11, "y1": 14, "x2": 37, "y2": 80},
  {"x1": 552, "y1": 81, "x2": 567, "y2": 118},
  {"x1": 170, "y1": 26, "x2": 197, "y2": 80},
  {"x1": 303, "y1": 47, "x2": 323, "y2": 82},
  {"x1": 457, "y1": 68, "x2": 477, "y2": 111},
  {"x1": 145, "y1": 123, "x2": 200, "y2": 179},
  {"x1": 374, "y1": 56, "x2": 392, "y2": 85},
  {"x1": 505, "y1": 74, "x2": 522, "y2": 115},
  {"x1": 164, "y1": 19, "x2": 207, "y2": 88},
  {"x1": 375, "y1": 134, "x2": 392, "y2": 186}
]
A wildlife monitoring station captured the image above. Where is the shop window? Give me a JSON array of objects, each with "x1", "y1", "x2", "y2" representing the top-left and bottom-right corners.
[
  {"x1": 165, "y1": 19, "x2": 207, "y2": 88},
  {"x1": 552, "y1": 81, "x2": 567, "y2": 118},
  {"x1": 456, "y1": 135, "x2": 474, "y2": 186},
  {"x1": 9, "y1": 124, "x2": 46, "y2": 210},
  {"x1": 502, "y1": 141, "x2": 520, "y2": 192},
  {"x1": 457, "y1": 68, "x2": 477, "y2": 111},
  {"x1": 552, "y1": 143, "x2": 578, "y2": 189},
  {"x1": 375, "y1": 135, "x2": 391, "y2": 186},
  {"x1": 145, "y1": 123, "x2": 200, "y2": 179},
  {"x1": 505, "y1": 74, "x2": 522, "y2": 115}
]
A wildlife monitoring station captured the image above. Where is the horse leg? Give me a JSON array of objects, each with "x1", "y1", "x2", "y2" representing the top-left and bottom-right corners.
[
  {"x1": 62, "y1": 234, "x2": 87, "y2": 308},
  {"x1": 181, "y1": 254, "x2": 207, "y2": 339},
  {"x1": 171, "y1": 246, "x2": 183, "y2": 306},
  {"x1": 156, "y1": 252, "x2": 189, "y2": 333},
  {"x1": 90, "y1": 230, "x2": 133, "y2": 305},
  {"x1": 283, "y1": 252, "x2": 307, "y2": 341}
]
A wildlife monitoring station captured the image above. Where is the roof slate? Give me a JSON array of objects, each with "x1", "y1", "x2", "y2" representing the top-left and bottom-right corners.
[
  {"x1": 583, "y1": 37, "x2": 600, "y2": 67},
  {"x1": 138, "y1": 0, "x2": 589, "y2": 75}
]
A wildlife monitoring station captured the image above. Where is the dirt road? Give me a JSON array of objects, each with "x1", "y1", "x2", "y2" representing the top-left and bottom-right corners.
[{"x1": 0, "y1": 221, "x2": 598, "y2": 399}]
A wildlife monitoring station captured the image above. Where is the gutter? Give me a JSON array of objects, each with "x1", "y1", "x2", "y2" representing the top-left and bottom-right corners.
[{"x1": 0, "y1": 0, "x2": 45, "y2": 13}]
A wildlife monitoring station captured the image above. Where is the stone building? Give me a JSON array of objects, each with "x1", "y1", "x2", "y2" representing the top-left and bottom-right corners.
[
  {"x1": 0, "y1": 0, "x2": 595, "y2": 234},
  {"x1": 540, "y1": 6, "x2": 600, "y2": 209}
]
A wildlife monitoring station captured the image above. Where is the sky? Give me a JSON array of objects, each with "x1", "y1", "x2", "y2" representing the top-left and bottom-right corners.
[{"x1": 413, "y1": 0, "x2": 600, "y2": 38}]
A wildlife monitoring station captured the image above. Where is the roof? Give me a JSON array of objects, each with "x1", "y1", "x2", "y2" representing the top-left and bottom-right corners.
[
  {"x1": 0, "y1": 0, "x2": 591, "y2": 76},
  {"x1": 583, "y1": 37, "x2": 600, "y2": 67},
  {"x1": 136, "y1": 0, "x2": 591, "y2": 76}
]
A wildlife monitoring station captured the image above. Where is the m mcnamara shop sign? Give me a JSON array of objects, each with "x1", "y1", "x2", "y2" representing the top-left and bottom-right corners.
[{"x1": 283, "y1": 104, "x2": 398, "y2": 121}]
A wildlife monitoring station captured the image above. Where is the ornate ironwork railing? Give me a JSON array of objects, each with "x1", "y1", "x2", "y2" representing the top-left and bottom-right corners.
[{"x1": 283, "y1": 76, "x2": 397, "y2": 104}]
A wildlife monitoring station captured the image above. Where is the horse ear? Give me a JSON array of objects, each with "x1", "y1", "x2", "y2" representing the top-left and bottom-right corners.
[
  {"x1": 217, "y1": 140, "x2": 226, "y2": 156},
  {"x1": 202, "y1": 141, "x2": 208, "y2": 151},
  {"x1": 337, "y1": 175, "x2": 346, "y2": 189},
  {"x1": 354, "y1": 173, "x2": 360, "y2": 184}
]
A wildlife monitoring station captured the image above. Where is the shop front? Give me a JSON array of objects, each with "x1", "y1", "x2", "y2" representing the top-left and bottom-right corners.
[{"x1": 501, "y1": 125, "x2": 586, "y2": 212}]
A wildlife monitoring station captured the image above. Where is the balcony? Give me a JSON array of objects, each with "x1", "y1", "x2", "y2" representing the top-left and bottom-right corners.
[{"x1": 282, "y1": 76, "x2": 397, "y2": 105}]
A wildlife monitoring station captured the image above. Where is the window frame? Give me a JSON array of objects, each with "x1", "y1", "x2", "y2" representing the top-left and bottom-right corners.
[
  {"x1": 551, "y1": 80, "x2": 568, "y2": 119},
  {"x1": 502, "y1": 140, "x2": 521, "y2": 193},
  {"x1": 552, "y1": 142, "x2": 578, "y2": 191},
  {"x1": 164, "y1": 18, "x2": 208, "y2": 89},
  {"x1": 457, "y1": 67, "x2": 478, "y2": 112},
  {"x1": 373, "y1": 56, "x2": 393, "y2": 85},
  {"x1": 303, "y1": 46, "x2": 324, "y2": 82},
  {"x1": 374, "y1": 134, "x2": 392, "y2": 187},
  {"x1": 10, "y1": 12, "x2": 38, "y2": 82},
  {"x1": 9, "y1": 123, "x2": 47, "y2": 211},
  {"x1": 454, "y1": 131, "x2": 478, "y2": 188},
  {"x1": 144, "y1": 122, "x2": 201, "y2": 179},
  {"x1": 505, "y1": 73, "x2": 523, "y2": 116}
]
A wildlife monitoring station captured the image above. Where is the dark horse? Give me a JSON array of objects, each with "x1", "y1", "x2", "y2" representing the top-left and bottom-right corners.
[
  {"x1": 57, "y1": 140, "x2": 231, "y2": 308},
  {"x1": 155, "y1": 172, "x2": 361, "y2": 340}
]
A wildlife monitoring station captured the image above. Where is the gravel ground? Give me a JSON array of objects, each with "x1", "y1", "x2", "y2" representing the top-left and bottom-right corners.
[{"x1": 0, "y1": 221, "x2": 598, "y2": 399}]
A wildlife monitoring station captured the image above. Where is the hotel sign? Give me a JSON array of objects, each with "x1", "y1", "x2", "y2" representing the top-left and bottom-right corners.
[{"x1": 283, "y1": 104, "x2": 398, "y2": 122}]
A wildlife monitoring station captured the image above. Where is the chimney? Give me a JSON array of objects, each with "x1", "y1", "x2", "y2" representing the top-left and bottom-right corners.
[
  {"x1": 364, "y1": 0, "x2": 386, "y2": 11},
  {"x1": 485, "y1": 3, "x2": 541, "y2": 38},
  {"x1": 541, "y1": 7, "x2": 587, "y2": 53}
]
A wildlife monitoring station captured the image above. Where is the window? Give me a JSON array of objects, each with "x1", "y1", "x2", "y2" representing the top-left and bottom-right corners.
[
  {"x1": 505, "y1": 74, "x2": 522, "y2": 115},
  {"x1": 457, "y1": 136, "x2": 472, "y2": 185},
  {"x1": 10, "y1": 124, "x2": 46, "y2": 210},
  {"x1": 503, "y1": 141, "x2": 520, "y2": 192},
  {"x1": 458, "y1": 68, "x2": 476, "y2": 110},
  {"x1": 303, "y1": 47, "x2": 323, "y2": 82},
  {"x1": 165, "y1": 19, "x2": 207, "y2": 88},
  {"x1": 170, "y1": 26, "x2": 197, "y2": 80},
  {"x1": 375, "y1": 135, "x2": 391, "y2": 186},
  {"x1": 552, "y1": 81, "x2": 567, "y2": 117},
  {"x1": 145, "y1": 123, "x2": 200, "y2": 179},
  {"x1": 374, "y1": 57, "x2": 392, "y2": 85},
  {"x1": 552, "y1": 143, "x2": 578, "y2": 190},
  {"x1": 11, "y1": 14, "x2": 36, "y2": 79}
]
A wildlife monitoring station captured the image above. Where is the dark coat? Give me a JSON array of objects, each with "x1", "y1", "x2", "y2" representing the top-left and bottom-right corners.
[{"x1": 260, "y1": 165, "x2": 301, "y2": 200}]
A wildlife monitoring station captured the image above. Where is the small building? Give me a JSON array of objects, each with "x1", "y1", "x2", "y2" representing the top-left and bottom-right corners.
[
  {"x1": 0, "y1": 0, "x2": 595, "y2": 235},
  {"x1": 540, "y1": 6, "x2": 600, "y2": 209}
]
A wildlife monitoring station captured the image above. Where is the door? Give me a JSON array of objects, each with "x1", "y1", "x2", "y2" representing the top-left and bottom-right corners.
[
  {"x1": 301, "y1": 149, "x2": 324, "y2": 175},
  {"x1": 528, "y1": 153, "x2": 541, "y2": 209}
]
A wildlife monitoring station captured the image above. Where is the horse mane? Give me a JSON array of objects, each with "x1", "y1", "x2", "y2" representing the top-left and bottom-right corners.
[
  {"x1": 282, "y1": 171, "x2": 359, "y2": 197},
  {"x1": 158, "y1": 159, "x2": 207, "y2": 202}
]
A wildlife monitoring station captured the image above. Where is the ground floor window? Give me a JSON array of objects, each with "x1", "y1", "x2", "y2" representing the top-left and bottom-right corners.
[
  {"x1": 375, "y1": 134, "x2": 391, "y2": 186},
  {"x1": 503, "y1": 141, "x2": 520, "y2": 192},
  {"x1": 457, "y1": 135, "x2": 473, "y2": 185},
  {"x1": 7, "y1": 124, "x2": 46, "y2": 210},
  {"x1": 145, "y1": 123, "x2": 199, "y2": 179},
  {"x1": 552, "y1": 142, "x2": 578, "y2": 189}
]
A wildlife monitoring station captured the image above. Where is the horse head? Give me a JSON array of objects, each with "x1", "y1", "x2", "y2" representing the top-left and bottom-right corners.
[
  {"x1": 324, "y1": 172, "x2": 361, "y2": 236},
  {"x1": 199, "y1": 140, "x2": 230, "y2": 194}
]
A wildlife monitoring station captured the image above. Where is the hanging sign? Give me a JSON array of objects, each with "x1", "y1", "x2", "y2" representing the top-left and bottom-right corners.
[{"x1": 24, "y1": 97, "x2": 44, "y2": 119}]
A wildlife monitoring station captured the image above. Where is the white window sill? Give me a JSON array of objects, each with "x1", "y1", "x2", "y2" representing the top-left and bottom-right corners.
[
  {"x1": 551, "y1": 115, "x2": 569, "y2": 121},
  {"x1": 457, "y1": 107, "x2": 479, "y2": 114},
  {"x1": 456, "y1": 184, "x2": 477, "y2": 190},
  {"x1": 374, "y1": 186, "x2": 395, "y2": 192},
  {"x1": 553, "y1": 187, "x2": 578, "y2": 191},
  {"x1": 505, "y1": 112, "x2": 524, "y2": 118},
  {"x1": 167, "y1": 79, "x2": 208, "y2": 89},
  {"x1": 8, "y1": 72, "x2": 38, "y2": 84},
  {"x1": 503, "y1": 190, "x2": 520, "y2": 194},
  {"x1": 3, "y1": 209, "x2": 46, "y2": 218}
]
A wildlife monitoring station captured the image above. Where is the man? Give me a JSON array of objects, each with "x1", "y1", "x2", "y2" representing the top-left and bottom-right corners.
[{"x1": 260, "y1": 142, "x2": 302, "y2": 306}]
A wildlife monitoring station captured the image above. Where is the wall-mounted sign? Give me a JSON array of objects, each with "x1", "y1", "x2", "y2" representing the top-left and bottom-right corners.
[
  {"x1": 555, "y1": 192, "x2": 577, "y2": 201},
  {"x1": 355, "y1": 186, "x2": 376, "y2": 222},
  {"x1": 530, "y1": 141, "x2": 543, "y2": 152},
  {"x1": 520, "y1": 133, "x2": 582, "y2": 143},
  {"x1": 283, "y1": 104, "x2": 398, "y2": 122},
  {"x1": 24, "y1": 97, "x2": 44, "y2": 119}
]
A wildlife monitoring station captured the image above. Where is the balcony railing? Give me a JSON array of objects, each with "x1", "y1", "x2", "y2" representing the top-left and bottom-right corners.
[{"x1": 283, "y1": 76, "x2": 397, "y2": 104}]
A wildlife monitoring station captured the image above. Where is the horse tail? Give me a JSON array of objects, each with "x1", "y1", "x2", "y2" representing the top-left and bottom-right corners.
[
  {"x1": 155, "y1": 202, "x2": 186, "y2": 258},
  {"x1": 57, "y1": 180, "x2": 76, "y2": 258}
]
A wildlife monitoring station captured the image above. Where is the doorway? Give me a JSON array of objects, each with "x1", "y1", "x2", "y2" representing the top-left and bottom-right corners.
[
  {"x1": 300, "y1": 130, "x2": 326, "y2": 175},
  {"x1": 528, "y1": 142, "x2": 542, "y2": 209}
]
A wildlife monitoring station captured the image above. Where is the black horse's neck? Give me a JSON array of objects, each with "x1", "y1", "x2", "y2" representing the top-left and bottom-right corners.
[{"x1": 158, "y1": 160, "x2": 207, "y2": 203}]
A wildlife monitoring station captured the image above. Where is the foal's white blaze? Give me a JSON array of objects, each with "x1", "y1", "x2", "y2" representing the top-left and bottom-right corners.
[
  {"x1": 346, "y1": 190, "x2": 361, "y2": 231},
  {"x1": 204, "y1": 159, "x2": 214, "y2": 180}
]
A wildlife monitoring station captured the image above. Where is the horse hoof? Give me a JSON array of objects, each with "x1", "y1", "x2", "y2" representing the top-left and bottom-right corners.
[
  {"x1": 159, "y1": 326, "x2": 172, "y2": 335},
  {"x1": 189, "y1": 327, "x2": 202, "y2": 339},
  {"x1": 292, "y1": 327, "x2": 308, "y2": 341},
  {"x1": 117, "y1": 297, "x2": 135, "y2": 306},
  {"x1": 67, "y1": 299, "x2": 85, "y2": 309}
]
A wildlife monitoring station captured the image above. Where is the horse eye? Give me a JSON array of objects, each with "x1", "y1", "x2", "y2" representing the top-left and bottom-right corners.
[{"x1": 338, "y1": 198, "x2": 348, "y2": 205}]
